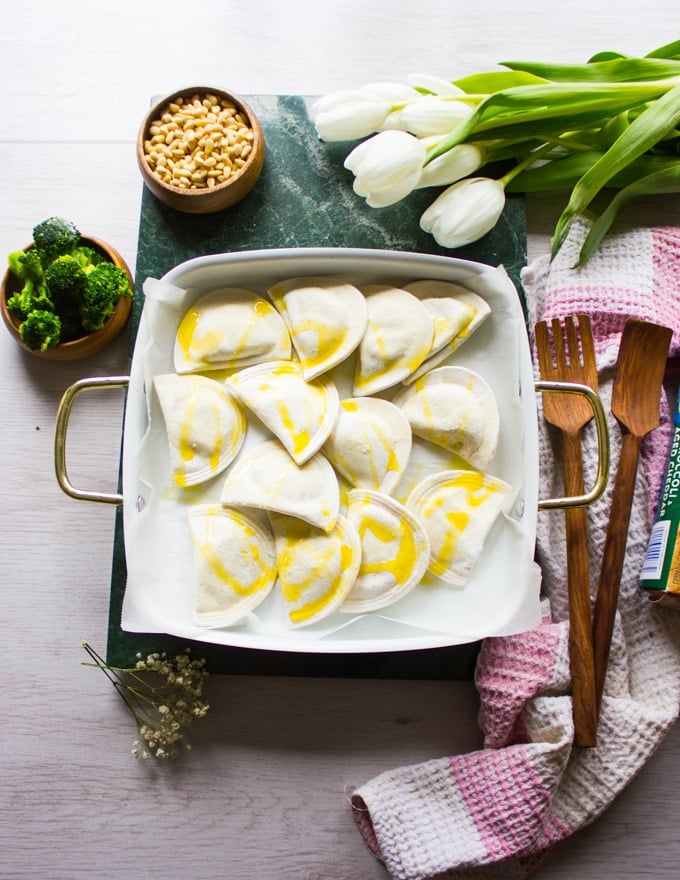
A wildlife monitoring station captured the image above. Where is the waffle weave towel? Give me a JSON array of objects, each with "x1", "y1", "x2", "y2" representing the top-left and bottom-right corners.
[{"x1": 350, "y1": 219, "x2": 680, "y2": 880}]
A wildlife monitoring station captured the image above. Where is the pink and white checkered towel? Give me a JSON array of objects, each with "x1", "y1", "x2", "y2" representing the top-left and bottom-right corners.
[{"x1": 351, "y1": 219, "x2": 680, "y2": 880}]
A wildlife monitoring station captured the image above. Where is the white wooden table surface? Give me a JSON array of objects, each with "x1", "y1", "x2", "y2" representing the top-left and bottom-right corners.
[{"x1": 2, "y1": 3, "x2": 679, "y2": 878}]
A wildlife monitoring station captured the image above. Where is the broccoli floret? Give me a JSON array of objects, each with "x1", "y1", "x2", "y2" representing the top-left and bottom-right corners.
[
  {"x1": 80, "y1": 262, "x2": 133, "y2": 331},
  {"x1": 8, "y1": 248, "x2": 44, "y2": 284},
  {"x1": 18, "y1": 310, "x2": 62, "y2": 352},
  {"x1": 43, "y1": 256, "x2": 90, "y2": 339},
  {"x1": 71, "y1": 245, "x2": 105, "y2": 274},
  {"x1": 6, "y1": 247, "x2": 53, "y2": 319},
  {"x1": 32, "y1": 216, "x2": 80, "y2": 266},
  {"x1": 6, "y1": 281, "x2": 54, "y2": 321},
  {"x1": 44, "y1": 255, "x2": 88, "y2": 314}
]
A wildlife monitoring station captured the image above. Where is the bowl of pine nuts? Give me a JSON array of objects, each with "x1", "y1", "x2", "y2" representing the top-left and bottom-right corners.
[{"x1": 136, "y1": 87, "x2": 265, "y2": 214}]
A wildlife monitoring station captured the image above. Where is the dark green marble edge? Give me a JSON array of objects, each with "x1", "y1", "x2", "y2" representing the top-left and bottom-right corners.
[{"x1": 106, "y1": 95, "x2": 526, "y2": 677}]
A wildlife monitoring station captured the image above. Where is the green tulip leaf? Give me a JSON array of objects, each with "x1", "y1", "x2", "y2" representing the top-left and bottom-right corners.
[
  {"x1": 506, "y1": 151, "x2": 680, "y2": 193},
  {"x1": 577, "y1": 164, "x2": 680, "y2": 265},
  {"x1": 501, "y1": 56, "x2": 680, "y2": 83},
  {"x1": 551, "y1": 82, "x2": 680, "y2": 256},
  {"x1": 452, "y1": 70, "x2": 547, "y2": 94},
  {"x1": 646, "y1": 40, "x2": 680, "y2": 60}
]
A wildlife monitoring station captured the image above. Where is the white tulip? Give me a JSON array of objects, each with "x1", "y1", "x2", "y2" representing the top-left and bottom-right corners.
[
  {"x1": 420, "y1": 177, "x2": 506, "y2": 248},
  {"x1": 344, "y1": 130, "x2": 427, "y2": 208},
  {"x1": 398, "y1": 94, "x2": 474, "y2": 137},
  {"x1": 357, "y1": 82, "x2": 420, "y2": 103},
  {"x1": 416, "y1": 142, "x2": 486, "y2": 189},
  {"x1": 311, "y1": 83, "x2": 418, "y2": 142},
  {"x1": 407, "y1": 74, "x2": 466, "y2": 97}
]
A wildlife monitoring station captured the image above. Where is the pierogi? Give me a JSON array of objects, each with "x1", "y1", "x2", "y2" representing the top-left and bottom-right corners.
[
  {"x1": 353, "y1": 285, "x2": 434, "y2": 395},
  {"x1": 393, "y1": 366, "x2": 499, "y2": 472},
  {"x1": 227, "y1": 360, "x2": 339, "y2": 464},
  {"x1": 270, "y1": 512, "x2": 362, "y2": 627},
  {"x1": 220, "y1": 439, "x2": 340, "y2": 533},
  {"x1": 322, "y1": 397, "x2": 412, "y2": 494},
  {"x1": 189, "y1": 505, "x2": 277, "y2": 627},
  {"x1": 406, "y1": 470, "x2": 511, "y2": 586},
  {"x1": 266, "y1": 275, "x2": 368, "y2": 380},
  {"x1": 173, "y1": 287, "x2": 292, "y2": 374},
  {"x1": 153, "y1": 373, "x2": 246, "y2": 488},
  {"x1": 342, "y1": 489, "x2": 430, "y2": 613},
  {"x1": 144, "y1": 270, "x2": 523, "y2": 635},
  {"x1": 403, "y1": 280, "x2": 491, "y2": 384}
]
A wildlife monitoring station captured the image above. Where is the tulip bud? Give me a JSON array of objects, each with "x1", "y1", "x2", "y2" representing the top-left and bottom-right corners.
[
  {"x1": 417, "y1": 143, "x2": 486, "y2": 189},
  {"x1": 311, "y1": 83, "x2": 418, "y2": 142},
  {"x1": 420, "y1": 177, "x2": 506, "y2": 248},
  {"x1": 344, "y1": 130, "x2": 427, "y2": 208},
  {"x1": 407, "y1": 74, "x2": 466, "y2": 97},
  {"x1": 398, "y1": 95, "x2": 474, "y2": 137},
  {"x1": 311, "y1": 90, "x2": 390, "y2": 141}
]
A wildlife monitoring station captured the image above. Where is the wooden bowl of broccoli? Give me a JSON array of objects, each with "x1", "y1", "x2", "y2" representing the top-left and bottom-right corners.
[{"x1": 1, "y1": 217, "x2": 134, "y2": 360}]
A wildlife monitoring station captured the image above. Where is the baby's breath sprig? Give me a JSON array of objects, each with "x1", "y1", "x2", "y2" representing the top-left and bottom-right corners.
[{"x1": 82, "y1": 641, "x2": 209, "y2": 760}]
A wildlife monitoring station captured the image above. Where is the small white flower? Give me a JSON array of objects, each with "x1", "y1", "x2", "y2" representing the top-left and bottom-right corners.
[
  {"x1": 420, "y1": 177, "x2": 506, "y2": 248},
  {"x1": 344, "y1": 130, "x2": 426, "y2": 207},
  {"x1": 83, "y1": 641, "x2": 210, "y2": 763}
]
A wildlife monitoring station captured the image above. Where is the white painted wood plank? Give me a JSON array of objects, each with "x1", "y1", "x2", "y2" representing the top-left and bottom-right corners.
[{"x1": 1, "y1": 3, "x2": 679, "y2": 878}]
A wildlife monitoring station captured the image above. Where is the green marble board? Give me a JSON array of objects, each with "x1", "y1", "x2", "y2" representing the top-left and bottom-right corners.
[{"x1": 106, "y1": 95, "x2": 527, "y2": 677}]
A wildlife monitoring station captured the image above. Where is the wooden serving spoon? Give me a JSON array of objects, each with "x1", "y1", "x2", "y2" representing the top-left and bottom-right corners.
[{"x1": 592, "y1": 319, "x2": 672, "y2": 713}]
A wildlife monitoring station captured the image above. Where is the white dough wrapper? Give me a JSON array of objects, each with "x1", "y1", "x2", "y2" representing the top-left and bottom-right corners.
[
  {"x1": 220, "y1": 440, "x2": 340, "y2": 533},
  {"x1": 342, "y1": 489, "x2": 430, "y2": 613},
  {"x1": 322, "y1": 397, "x2": 412, "y2": 494},
  {"x1": 393, "y1": 366, "x2": 499, "y2": 472},
  {"x1": 266, "y1": 275, "x2": 368, "y2": 380},
  {"x1": 189, "y1": 505, "x2": 277, "y2": 628},
  {"x1": 270, "y1": 513, "x2": 361, "y2": 627},
  {"x1": 353, "y1": 284, "x2": 434, "y2": 395},
  {"x1": 227, "y1": 360, "x2": 339, "y2": 465},
  {"x1": 153, "y1": 373, "x2": 247, "y2": 488},
  {"x1": 406, "y1": 469, "x2": 511, "y2": 586},
  {"x1": 173, "y1": 287, "x2": 292, "y2": 374}
]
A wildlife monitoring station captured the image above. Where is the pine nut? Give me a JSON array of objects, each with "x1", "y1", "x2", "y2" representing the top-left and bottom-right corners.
[{"x1": 143, "y1": 91, "x2": 255, "y2": 191}]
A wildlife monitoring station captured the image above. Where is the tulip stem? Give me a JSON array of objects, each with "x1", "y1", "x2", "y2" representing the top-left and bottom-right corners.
[{"x1": 499, "y1": 142, "x2": 556, "y2": 188}]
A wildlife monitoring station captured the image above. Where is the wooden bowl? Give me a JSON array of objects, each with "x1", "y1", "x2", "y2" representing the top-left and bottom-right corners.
[
  {"x1": 1, "y1": 235, "x2": 133, "y2": 361},
  {"x1": 136, "y1": 86, "x2": 265, "y2": 214}
]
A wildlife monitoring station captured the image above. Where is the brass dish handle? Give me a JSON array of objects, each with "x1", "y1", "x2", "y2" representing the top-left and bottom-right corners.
[
  {"x1": 54, "y1": 376, "x2": 609, "y2": 511},
  {"x1": 54, "y1": 376, "x2": 129, "y2": 505},
  {"x1": 536, "y1": 379, "x2": 610, "y2": 510}
]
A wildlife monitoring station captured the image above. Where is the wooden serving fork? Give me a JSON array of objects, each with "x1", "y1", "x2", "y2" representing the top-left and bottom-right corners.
[
  {"x1": 535, "y1": 314, "x2": 599, "y2": 747},
  {"x1": 592, "y1": 319, "x2": 672, "y2": 712}
]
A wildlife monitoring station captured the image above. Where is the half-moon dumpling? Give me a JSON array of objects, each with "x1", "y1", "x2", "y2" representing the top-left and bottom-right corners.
[
  {"x1": 174, "y1": 287, "x2": 292, "y2": 374},
  {"x1": 227, "y1": 360, "x2": 339, "y2": 465},
  {"x1": 220, "y1": 440, "x2": 339, "y2": 533},
  {"x1": 322, "y1": 397, "x2": 412, "y2": 494},
  {"x1": 353, "y1": 285, "x2": 434, "y2": 396},
  {"x1": 342, "y1": 489, "x2": 430, "y2": 613},
  {"x1": 153, "y1": 373, "x2": 246, "y2": 488},
  {"x1": 266, "y1": 275, "x2": 368, "y2": 380},
  {"x1": 270, "y1": 513, "x2": 361, "y2": 627},
  {"x1": 189, "y1": 505, "x2": 277, "y2": 627},
  {"x1": 406, "y1": 470, "x2": 511, "y2": 585},
  {"x1": 393, "y1": 366, "x2": 499, "y2": 472},
  {"x1": 403, "y1": 280, "x2": 490, "y2": 384}
]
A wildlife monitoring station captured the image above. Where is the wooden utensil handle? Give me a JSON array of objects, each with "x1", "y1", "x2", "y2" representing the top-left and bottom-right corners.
[
  {"x1": 562, "y1": 430, "x2": 597, "y2": 747},
  {"x1": 593, "y1": 430, "x2": 643, "y2": 709}
]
